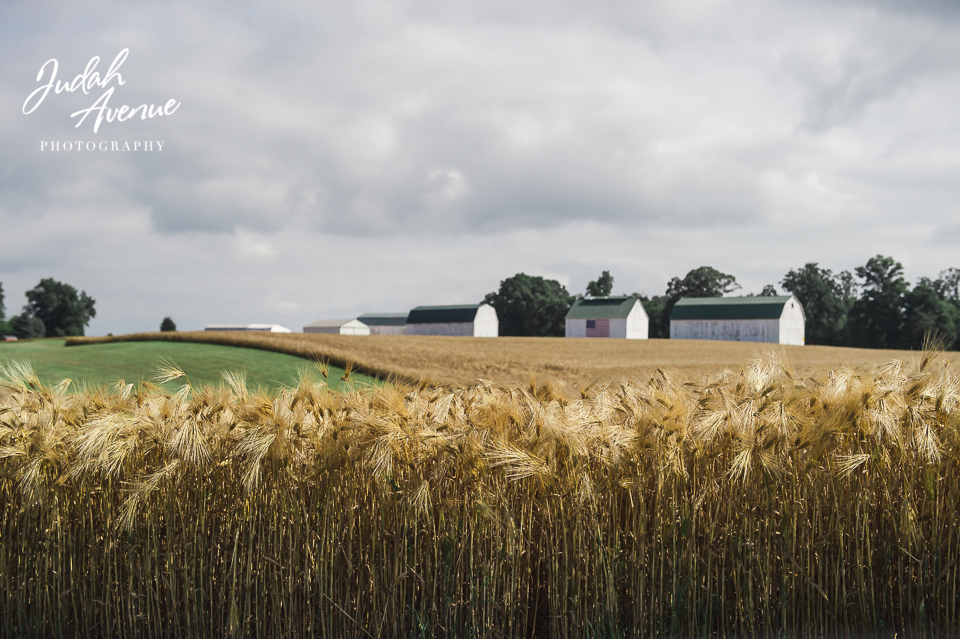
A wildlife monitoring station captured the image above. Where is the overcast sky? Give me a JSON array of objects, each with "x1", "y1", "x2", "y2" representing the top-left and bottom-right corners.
[{"x1": 2, "y1": 0, "x2": 959, "y2": 334}]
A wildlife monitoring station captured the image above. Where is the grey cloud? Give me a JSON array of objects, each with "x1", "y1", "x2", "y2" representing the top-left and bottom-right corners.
[{"x1": 4, "y1": 0, "x2": 960, "y2": 334}]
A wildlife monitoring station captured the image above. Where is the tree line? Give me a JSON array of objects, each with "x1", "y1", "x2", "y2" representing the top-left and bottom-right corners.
[
  {"x1": 484, "y1": 255, "x2": 960, "y2": 350},
  {"x1": 0, "y1": 279, "x2": 97, "y2": 339}
]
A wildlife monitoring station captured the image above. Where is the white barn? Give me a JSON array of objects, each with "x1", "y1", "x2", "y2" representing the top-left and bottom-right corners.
[
  {"x1": 669, "y1": 296, "x2": 805, "y2": 345},
  {"x1": 565, "y1": 296, "x2": 649, "y2": 339},
  {"x1": 205, "y1": 324, "x2": 292, "y2": 333},
  {"x1": 357, "y1": 313, "x2": 408, "y2": 336},
  {"x1": 406, "y1": 304, "x2": 498, "y2": 337},
  {"x1": 303, "y1": 319, "x2": 371, "y2": 335}
]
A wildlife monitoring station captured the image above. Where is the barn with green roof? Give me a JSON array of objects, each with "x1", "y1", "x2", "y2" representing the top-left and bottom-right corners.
[
  {"x1": 565, "y1": 296, "x2": 648, "y2": 339},
  {"x1": 405, "y1": 303, "x2": 498, "y2": 337},
  {"x1": 669, "y1": 295, "x2": 805, "y2": 345}
]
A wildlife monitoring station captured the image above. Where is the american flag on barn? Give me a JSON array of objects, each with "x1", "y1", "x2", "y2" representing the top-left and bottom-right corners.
[
  {"x1": 565, "y1": 296, "x2": 649, "y2": 340},
  {"x1": 585, "y1": 319, "x2": 610, "y2": 337}
]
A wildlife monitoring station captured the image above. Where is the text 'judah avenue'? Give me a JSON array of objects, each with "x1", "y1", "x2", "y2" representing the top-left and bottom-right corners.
[{"x1": 23, "y1": 49, "x2": 180, "y2": 134}]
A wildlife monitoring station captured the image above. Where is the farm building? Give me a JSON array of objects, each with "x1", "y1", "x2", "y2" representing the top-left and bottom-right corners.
[
  {"x1": 565, "y1": 296, "x2": 649, "y2": 339},
  {"x1": 204, "y1": 324, "x2": 292, "y2": 333},
  {"x1": 406, "y1": 304, "x2": 498, "y2": 337},
  {"x1": 357, "y1": 313, "x2": 409, "y2": 336},
  {"x1": 669, "y1": 296, "x2": 805, "y2": 345},
  {"x1": 303, "y1": 319, "x2": 371, "y2": 335}
]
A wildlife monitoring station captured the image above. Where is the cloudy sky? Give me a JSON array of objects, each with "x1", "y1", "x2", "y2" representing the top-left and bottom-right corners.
[{"x1": 2, "y1": 0, "x2": 959, "y2": 334}]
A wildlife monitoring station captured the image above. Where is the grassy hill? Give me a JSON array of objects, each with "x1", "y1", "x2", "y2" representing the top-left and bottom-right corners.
[{"x1": 0, "y1": 339, "x2": 377, "y2": 394}]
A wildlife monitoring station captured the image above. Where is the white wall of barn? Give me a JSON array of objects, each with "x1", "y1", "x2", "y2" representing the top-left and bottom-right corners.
[
  {"x1": 671, "y1": 318, "x2": 782, "y2": 342},
  {"x1": 368, "y1": 325, "x2": 406, "y2": 335},
  {"x1": 473, "y1": 304, "x2": 499, "y2": 337},
  {"x1": 565, "y1": 319, "x2": 587, "y2": 338},
  {"x1": 778, "y1": 299, "x2": 805, "y2": 345},
  {"x1": 406, "y1": 322, "x2": 475, "y2": 336},
  {"x1": 339, "y1": 321, "x2": 371, "y2": 335},
  {"x1": 625, "y1": 301, "x2": 649, "y2": 339}
]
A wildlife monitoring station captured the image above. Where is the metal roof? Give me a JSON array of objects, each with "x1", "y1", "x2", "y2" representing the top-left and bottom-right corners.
[
  {"x1": 407, "y1": 304, "x2": 481, "y2": 324},
  {"x1": 357, "y1": 312, "x2": 409, "y2": 327},
  {"x1": 303, "y1": 319, "x2": 367, "y2": 329},
  {"x1": 669, "y1": 296, "x2": 800, "y2": 321},
  {"x1": 565, "y1": 296, "x2": 640, "y2": 320}
]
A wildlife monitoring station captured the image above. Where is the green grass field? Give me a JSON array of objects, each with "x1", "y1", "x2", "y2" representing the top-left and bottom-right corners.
[{"x1": 0, "y1": 339, "x2": 377, "y2": 393}]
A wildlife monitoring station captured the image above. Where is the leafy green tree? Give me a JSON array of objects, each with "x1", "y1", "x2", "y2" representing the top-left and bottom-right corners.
[
  {"x1": 160, "y1": 317, "x2": 178, "y2": 332},
  {"x1": 845, "y1": 255, "x2": 907, "y2": 349},
  {"x1": 780, "y1": 263, "x2": 849, "y2": 346},
  {"x1": 484, "y1": 273, "x2": 575, "y2": 337},
  {"x1": 759, "y1": 284, "x2": 778, "y2": 297},
  {"x1": 11, "y1": 313, "x2": 45, "y2": 339},
  {"x1": 659, "y1": 266, "x2": 740, "y2": 337},
  {"x1": 0, "y1": 282, "x2": 9, "y2": 336},
  {"x1": 939, "y1": 268, "x2": 960, "y2": 301},
  {"x1": 586, "y1": 271, "x2": 614, "y2": 298},
  {"x1": 901, "y1": 282, "x2": 958, "y2": 349},
  {"x1": 24, "y1": 278, "x2": 96, "y2": 337},
  {"x1": 638, "y1": 295, "x2": 667, "y2": 338}
]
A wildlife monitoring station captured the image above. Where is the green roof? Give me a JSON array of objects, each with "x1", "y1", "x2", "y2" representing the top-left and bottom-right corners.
[
  {"x1": 565, "y1": 296, "x2": 639, "y2": 320},
  {"x1": 358, "y1": 312, "x2": 409, "y2": 327},
  {"x1": 669, "y1": 296, "x2": 800, "y2": 321},
  {"x1": 407, "y1": 304, "x2": 481, "y2": 324}
]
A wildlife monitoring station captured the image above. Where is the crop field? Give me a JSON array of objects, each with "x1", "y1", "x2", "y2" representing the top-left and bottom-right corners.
[
  {"x1": 2, "y1": 345, "x2": 959, "y2": 638},
  {"x1": 0, "y1": 339, "x2": 376, "y2": 395},
  {"x1": 69, "y1": 330, "x2": 960, "y2": 388}
]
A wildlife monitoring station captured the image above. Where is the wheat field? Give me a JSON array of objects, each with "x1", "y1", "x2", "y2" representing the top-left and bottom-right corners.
[
  {"x1": 2, "y1": 344, "x2": 959, "y2": 637},
  {"x1": 66, "y1": 331, "x2": 959, "y2": 389}
]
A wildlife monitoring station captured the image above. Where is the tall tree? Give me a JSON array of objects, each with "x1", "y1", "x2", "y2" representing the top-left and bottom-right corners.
[
  {"x1": 901, "y1": 282, "x2": 958, "y2": 350},
  {"x1": 845, "y1": 255, "x2": 907, "y2": 349},
  {"x1": 484, "y1": 273, "x2": 574, "y2": 337},
  {"x1": 659, "y1": 266, "x2": 740, "y2": 337},
  {"x1": 12, "y1": 314, "x2": 45, "y2": 339},
  {"x1": 780, "y1": 263, "x2": 848, "y2": 346},
  {"x1": 0, "y1": 283, "x2": 11, "y2": 336},
  {"x1": 24, "y1": 278, "x2": 96, "y2": 337},
  {"x1": 586, "y1": 271, "x2": 614, "y2": 298},
  {"x1": 160, "y1": 317, "x2": 178, "y2": 332}
]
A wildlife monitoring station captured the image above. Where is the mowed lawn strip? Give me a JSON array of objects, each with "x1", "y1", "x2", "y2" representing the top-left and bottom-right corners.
[
  {"x1": 66, "y1": 331, "x2": 959, "y2": 389},
  {"x1": 0, "y1": 339, "x2": 377, "y2": 393}
]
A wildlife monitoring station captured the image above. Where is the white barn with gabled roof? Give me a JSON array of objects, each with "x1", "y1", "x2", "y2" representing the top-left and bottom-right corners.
[
  {"x1": 303, "y1": 319, "x2": 371, "y2": 335},
  {"x1": 669, "y1": 295, "x2": 805, "y2": 345},
  {"x1": 565, "y1": 296, "x2": 648, "y2": 339},
  {"x1": 406, "y1": 304, "x2": 498, "y2": 337}
]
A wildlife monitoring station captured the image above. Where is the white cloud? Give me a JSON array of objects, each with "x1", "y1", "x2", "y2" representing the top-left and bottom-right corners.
[{"x1": 2, "y1": 0, "x2": 960, "y2": 333}]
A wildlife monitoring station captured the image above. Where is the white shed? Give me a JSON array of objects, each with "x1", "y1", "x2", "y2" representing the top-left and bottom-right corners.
[
  {"x1": 205, "y1": 323, "x2": 292, "y2": 333},
  {"x1": 303, "y1": 319, "x2": 371, "y2": 335},
  {"x1": 565, "y1": 296, "x2": 649, "y2": 339},
  {"x1": 357, "y1": 313, "x2": 409, "y2": 336},
  {"x1": 669, "y1": 296, "x2": 805, "y2": 345},
  {"x1": 405, "y1": 304, "x2": 498, "y2": 337}
]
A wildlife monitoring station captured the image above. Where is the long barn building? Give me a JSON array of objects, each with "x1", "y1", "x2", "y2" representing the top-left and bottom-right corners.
[
  {"x1": 669, "y1": 296, "x2": 805, "y2": 345},
  {"x1": 406, "y1": 304, "x2": 498, "y2": 337}
]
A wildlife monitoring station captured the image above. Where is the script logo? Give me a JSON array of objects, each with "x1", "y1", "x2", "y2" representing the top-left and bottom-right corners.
[{"x1": 23, "y1": 49, "x2": 180, "y2": 133}]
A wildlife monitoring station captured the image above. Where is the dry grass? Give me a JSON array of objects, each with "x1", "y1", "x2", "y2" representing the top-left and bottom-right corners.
[
  {"x1": 2, "y1": 346, "x2": 960, "y2": 638},
  {"x1": 66, "y1": 331, "x2": 958, "y2": 389}
]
